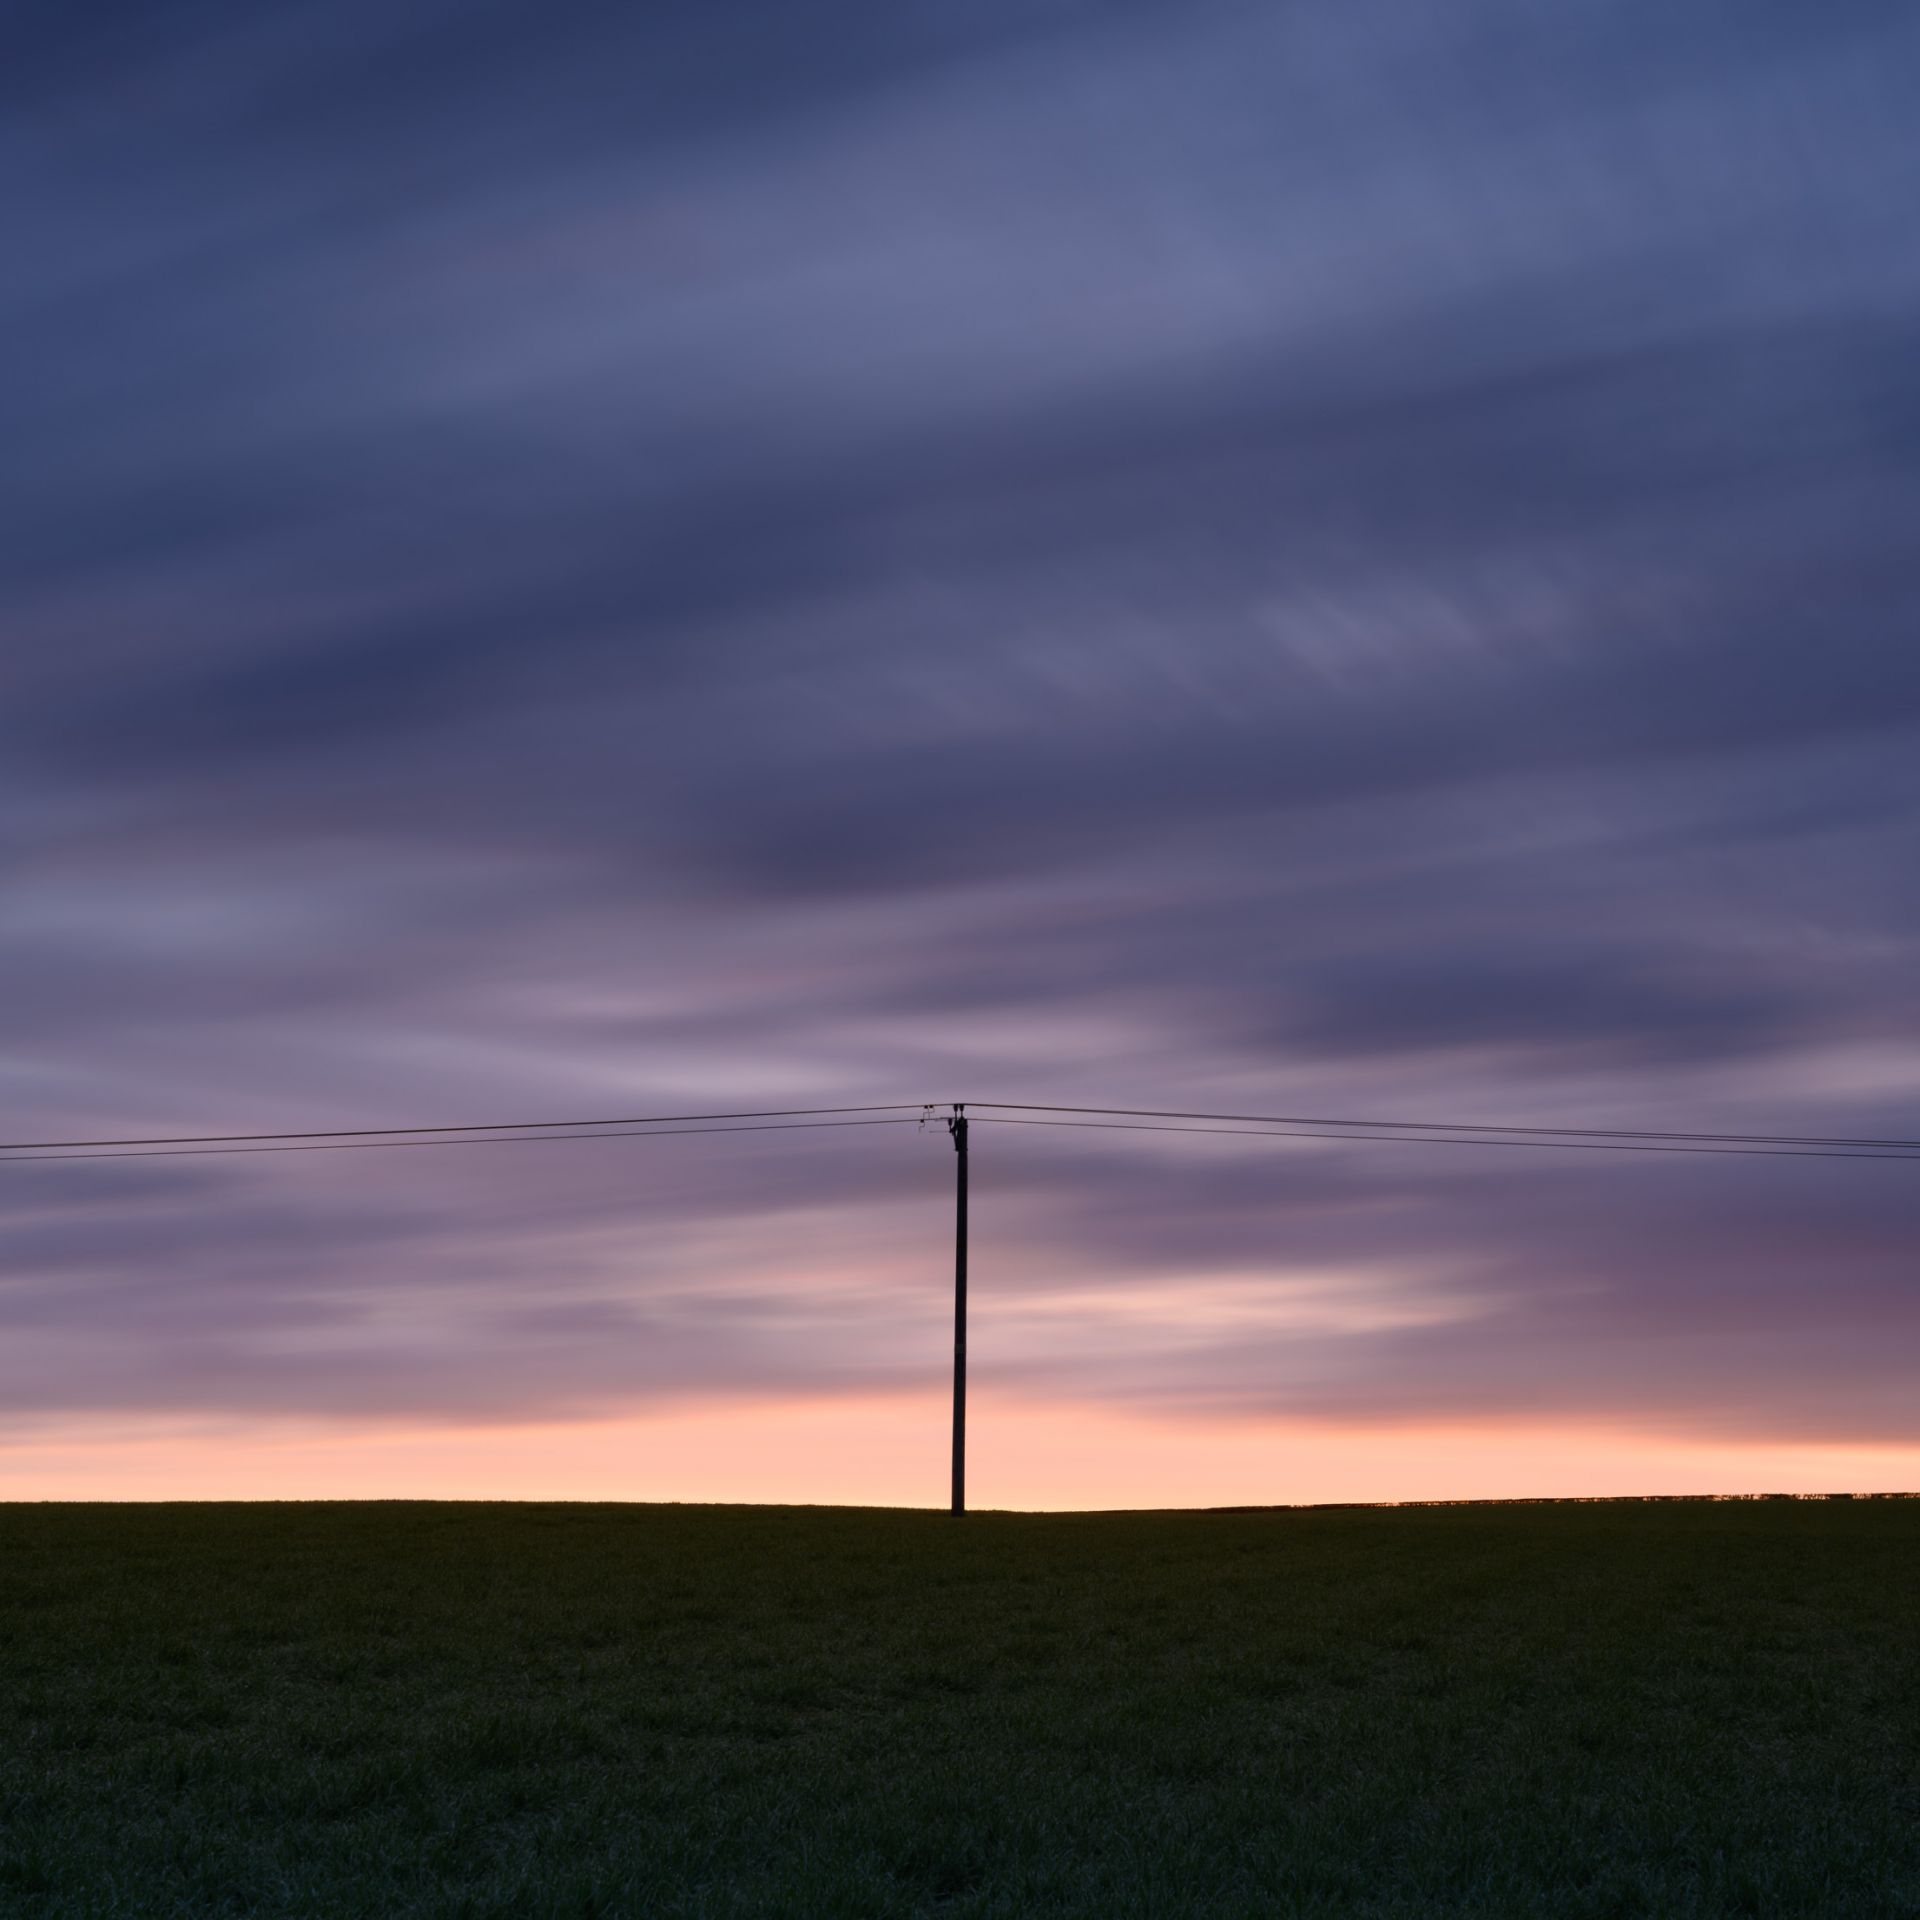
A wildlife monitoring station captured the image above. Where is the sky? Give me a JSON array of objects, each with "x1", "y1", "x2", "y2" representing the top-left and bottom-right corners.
[{"x1": 4, "y1": 0, "x2": 1919, "y2": 1507}]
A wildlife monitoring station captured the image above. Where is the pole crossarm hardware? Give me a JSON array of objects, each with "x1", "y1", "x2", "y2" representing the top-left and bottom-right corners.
[{"x1": 949, "y1": 1103, "x2": 969, "y2": 1517}]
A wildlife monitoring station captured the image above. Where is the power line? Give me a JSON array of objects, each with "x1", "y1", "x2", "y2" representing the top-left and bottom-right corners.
[
  {"x1": 971, "y1": 1102, "x2": 1920, "y2": 1154},
  {"x1": 3, "y1": 1117, "x2": 925, "y2": 1166},
  {"x1": 971, "y1": 1115, "x2": 1920, "y2": 1163},
  {"x1": 5, "y1": 1097, "x2": 1917, "y2": 1167},
  {"x1": 0, "y1": 1104, "x2": 925, "y2": 1155}
]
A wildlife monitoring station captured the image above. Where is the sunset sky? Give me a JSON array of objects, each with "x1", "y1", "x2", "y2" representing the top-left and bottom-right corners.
[{"x1": 5, "y1": 0, "x2": 1919, "y2": 1507}]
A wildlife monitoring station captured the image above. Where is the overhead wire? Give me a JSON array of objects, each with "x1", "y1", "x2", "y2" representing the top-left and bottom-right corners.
[
  {"x1": 3, "y1": 1101, "x2": 1916, "y2": 1168},
  {"x1": 969, "y1": 1115, "x2": 1920, "y2": 1163},
  {"x1": 0, "y1": 1104, "x2": 925, "y2": 1154},
  {"x1": 969, "y1": 1101, "x2": 1920, "y2": 1154},
  {"x1": 3, "y1": 1117, "x2": 925, "y2": 1165}
]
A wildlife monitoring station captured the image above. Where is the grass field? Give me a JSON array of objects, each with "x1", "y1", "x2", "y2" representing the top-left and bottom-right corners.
[{"x1": 2, "y1": 1498, "x2": 1917, "y2": 1917}]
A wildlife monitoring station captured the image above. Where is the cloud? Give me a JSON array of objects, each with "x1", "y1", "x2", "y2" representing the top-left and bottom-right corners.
[{"x1": 3, "y1": 0, "x2": 1919, "y2": 1462}]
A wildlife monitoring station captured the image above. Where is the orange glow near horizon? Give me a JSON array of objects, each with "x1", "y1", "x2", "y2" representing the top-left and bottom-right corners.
[{"x1": 3, "y1": 1394, "x2": 1916, "y2": 1509}]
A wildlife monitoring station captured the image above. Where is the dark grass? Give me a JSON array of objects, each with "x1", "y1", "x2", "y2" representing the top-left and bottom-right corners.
[{"x1": 2, "y1": 1499, "x2": 1918, "y2": 1917}]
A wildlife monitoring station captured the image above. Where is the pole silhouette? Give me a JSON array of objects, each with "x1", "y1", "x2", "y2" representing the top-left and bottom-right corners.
[{"x1": 949, "y1": 1103, "x2": 968, "y2": 1515}]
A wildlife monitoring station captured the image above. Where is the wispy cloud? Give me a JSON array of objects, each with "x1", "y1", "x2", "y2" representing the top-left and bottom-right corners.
[{"x1": 5, "y1": 0, "x2": 1920, "y2": 1481}]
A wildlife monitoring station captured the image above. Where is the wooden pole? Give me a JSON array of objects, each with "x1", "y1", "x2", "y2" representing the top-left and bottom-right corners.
[{"x1": 949, "y1": 1103, "x2": 968, "y2": 1516}]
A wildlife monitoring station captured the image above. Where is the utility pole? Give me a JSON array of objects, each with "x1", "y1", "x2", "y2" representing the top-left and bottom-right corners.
[{"x1": 949, "y1": 1102, "x2": 968, "y2": 1516}]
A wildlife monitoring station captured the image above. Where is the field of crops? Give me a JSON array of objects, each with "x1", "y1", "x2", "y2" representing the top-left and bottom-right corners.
[{"x1": 2, "y1": 1497, "x2": 1916, "y2": 1916}]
